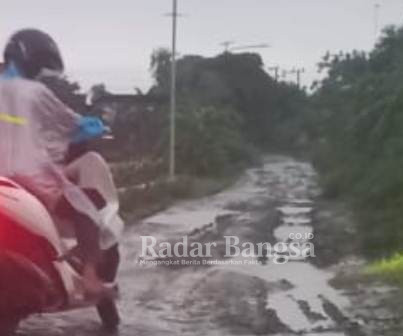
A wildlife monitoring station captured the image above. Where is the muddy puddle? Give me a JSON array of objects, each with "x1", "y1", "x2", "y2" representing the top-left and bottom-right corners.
[{"x1": 18, "y1": 156, "x2": 396, "y2": 335}]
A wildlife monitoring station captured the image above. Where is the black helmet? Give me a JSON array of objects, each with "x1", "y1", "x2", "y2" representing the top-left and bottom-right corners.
[{"x1": 4, "y1": 29, "x2": 64, "y2": 79}]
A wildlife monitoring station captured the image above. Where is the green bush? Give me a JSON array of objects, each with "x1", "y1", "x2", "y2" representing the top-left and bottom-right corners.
[
  {"x1": 366, "y1": 253, "x2": 403, "y2": 286},
  {"x1": 311, "y1": 25, "x2": 403, "y2": 257},
  {"x1": 119, "y1": 174, "x2": 237, "y2": 220},
  {"x1": 173, "y1": 104, "x2": 255, "y2": 177}
]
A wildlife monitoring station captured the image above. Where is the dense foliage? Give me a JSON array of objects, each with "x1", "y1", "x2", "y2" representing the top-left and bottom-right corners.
[
  {"x1": 311, "y1": 26, "x2": 403, "y2": 257},
  {"x1": 41, "y1": 26, "x2": 403, "y2": 259},
  {"x1": 149, "y1": 49, "x2": 308, "y2": 176}
]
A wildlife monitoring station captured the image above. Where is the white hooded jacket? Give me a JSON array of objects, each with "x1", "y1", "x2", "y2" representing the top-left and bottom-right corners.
[
  {"x1": 0, "y1": 78, "x2": 122, "y2": 249},
  {"x1": 0, "y1": 78, "x2": 79, "y2": 201}
]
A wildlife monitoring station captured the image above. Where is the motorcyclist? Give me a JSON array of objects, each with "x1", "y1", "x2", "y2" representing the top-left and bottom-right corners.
[{"x1": 0, "y1": 29, "x2": 119, "y2": 297}]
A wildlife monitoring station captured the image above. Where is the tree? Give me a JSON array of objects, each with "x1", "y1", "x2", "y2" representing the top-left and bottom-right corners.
[
  {"x1": 149, "y1": 48, "x2": 171, "y2": 98},
  {"x1": 39, "y1": 75, "x2": 86, "y2": 113},
  {"x1": 90, "y1": 83, "x2": 111, "y2": 103},
  {"x1": 311, "y1": 25, "x2": 403, "y2": 257},
  {"x1": 149, "y1": 50, "x2": 308, "y2": 150}
]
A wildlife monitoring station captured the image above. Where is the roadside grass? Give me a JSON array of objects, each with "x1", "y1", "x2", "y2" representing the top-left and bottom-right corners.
[
  {"x1": 119, "y1": 174, "x2": 238, "y2": 222},
  {"x1": 366, "y1": 253, "x2": 403, "y2": 287},
  {"x1": 112, "y1": 155, "x2": 252, "y2": 223}
]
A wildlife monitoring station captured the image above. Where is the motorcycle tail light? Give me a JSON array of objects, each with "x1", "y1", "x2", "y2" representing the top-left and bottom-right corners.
[{"x1": 0, "y1": 211, "x2": 58, "y2": 264}]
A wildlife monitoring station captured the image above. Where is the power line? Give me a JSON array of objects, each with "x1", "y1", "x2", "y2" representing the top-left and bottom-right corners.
[
  {"x1": 229, "y1": 43, "x2": 270, "y2": 51},
  {"x1": 282, "y1": 69, "x2": 294, "y2": 80},
  {"x1": 290, "y1": 67, "x2": 305, "y2": 89},
  {"x1": 268, "y1": 66, "x2": 280, "y2": 82},
  {"x1": 219, "y1": 41, "x2": 270, "y2": 53},
  {"x1": 281, "y1": 68, "x2": 305, "y2": 88},
  {"x1": 220, "y1": 41, "x2": 235, "y2": 53}
]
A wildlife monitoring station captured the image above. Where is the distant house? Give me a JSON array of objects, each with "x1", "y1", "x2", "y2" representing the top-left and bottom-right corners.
[{"x1": 90, "y1": 93, "x2": 163, "y2": 123}]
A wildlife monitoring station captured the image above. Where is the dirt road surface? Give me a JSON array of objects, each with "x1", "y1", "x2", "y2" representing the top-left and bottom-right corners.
[{"x1": 18, "y1": 156, "x2": 400, "y2": 336}]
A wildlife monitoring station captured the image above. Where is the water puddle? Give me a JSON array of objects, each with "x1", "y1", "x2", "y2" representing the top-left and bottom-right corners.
[
  {"x1": 140, "y1": 156, "x2": 352, "y2": 334},
  {"x1": 202, "y1": 157, "x2": 351, "y2": 334},
  {"x1": 19, "y1": 156, "x2": 357, "y2": 336}
]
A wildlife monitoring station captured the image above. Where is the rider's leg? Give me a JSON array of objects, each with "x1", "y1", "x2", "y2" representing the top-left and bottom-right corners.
[
  {"x1": 97, "y1": 245, "x2": 120, "y2": 282},
  {"x1": 12, "y1": 166, "x2": 110, "y2": 296},
  {"x1": 64, "y1": 151, "x2": 118, "y2": 204},
  {"x1": 58, "y1": 197, "x2": 101, "y2": 264},
  {"x1": 65, "y1": 151, "x2": 121, "y2": 278},
  {"x1": 55, "y1": 193, "x2": 120, "y2": 282},
  {"x1": 55, "y1": 195, "x2": 110, "y2": 296}
]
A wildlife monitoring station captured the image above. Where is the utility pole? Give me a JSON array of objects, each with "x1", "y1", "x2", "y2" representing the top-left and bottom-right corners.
[
  {"x1": 220, "y1": 40, "x2": 235, "y2": 53},
  {"x1": 169, "y1": 0, "x2": 178, "y2": 180},
  {"x1": 291, "y1": 67, "x2": 305, "y2": 89},
  {"x1": 281, "y1": 69, "x2": 294, "y2": 81},
  {"x1": 374, "y1": 3, "x2": 380, "y2": 42},
  {"x1": 268, "y1": 66, "x2": 280, "y2": 82}
]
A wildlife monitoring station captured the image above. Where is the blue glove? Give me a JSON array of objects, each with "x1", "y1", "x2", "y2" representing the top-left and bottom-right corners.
[
  {"x1": 72, "y1": 116, "x2": 107, "y2": 144},
  {"x1": 0, "y1": 61, "x2": 23, "y2": 80}
]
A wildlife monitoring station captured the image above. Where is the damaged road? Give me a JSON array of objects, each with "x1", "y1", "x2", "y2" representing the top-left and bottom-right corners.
[{"x1": 18, "y1": 156, "x2": 402, "y2": 335}]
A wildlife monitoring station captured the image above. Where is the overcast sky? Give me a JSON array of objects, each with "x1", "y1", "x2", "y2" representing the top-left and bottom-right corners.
[{"x1": 1, "y1": 0, "x2": 403, "y2": 93}]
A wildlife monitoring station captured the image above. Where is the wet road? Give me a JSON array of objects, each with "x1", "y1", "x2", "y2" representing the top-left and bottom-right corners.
[{"x1": 19, "y1": 156, "x2": 363, "y2": 336}]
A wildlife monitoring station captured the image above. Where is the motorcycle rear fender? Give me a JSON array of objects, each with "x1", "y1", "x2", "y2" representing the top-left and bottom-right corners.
[{"x1": 0, "y1": 177, "x2": 63, "y2": 254}]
